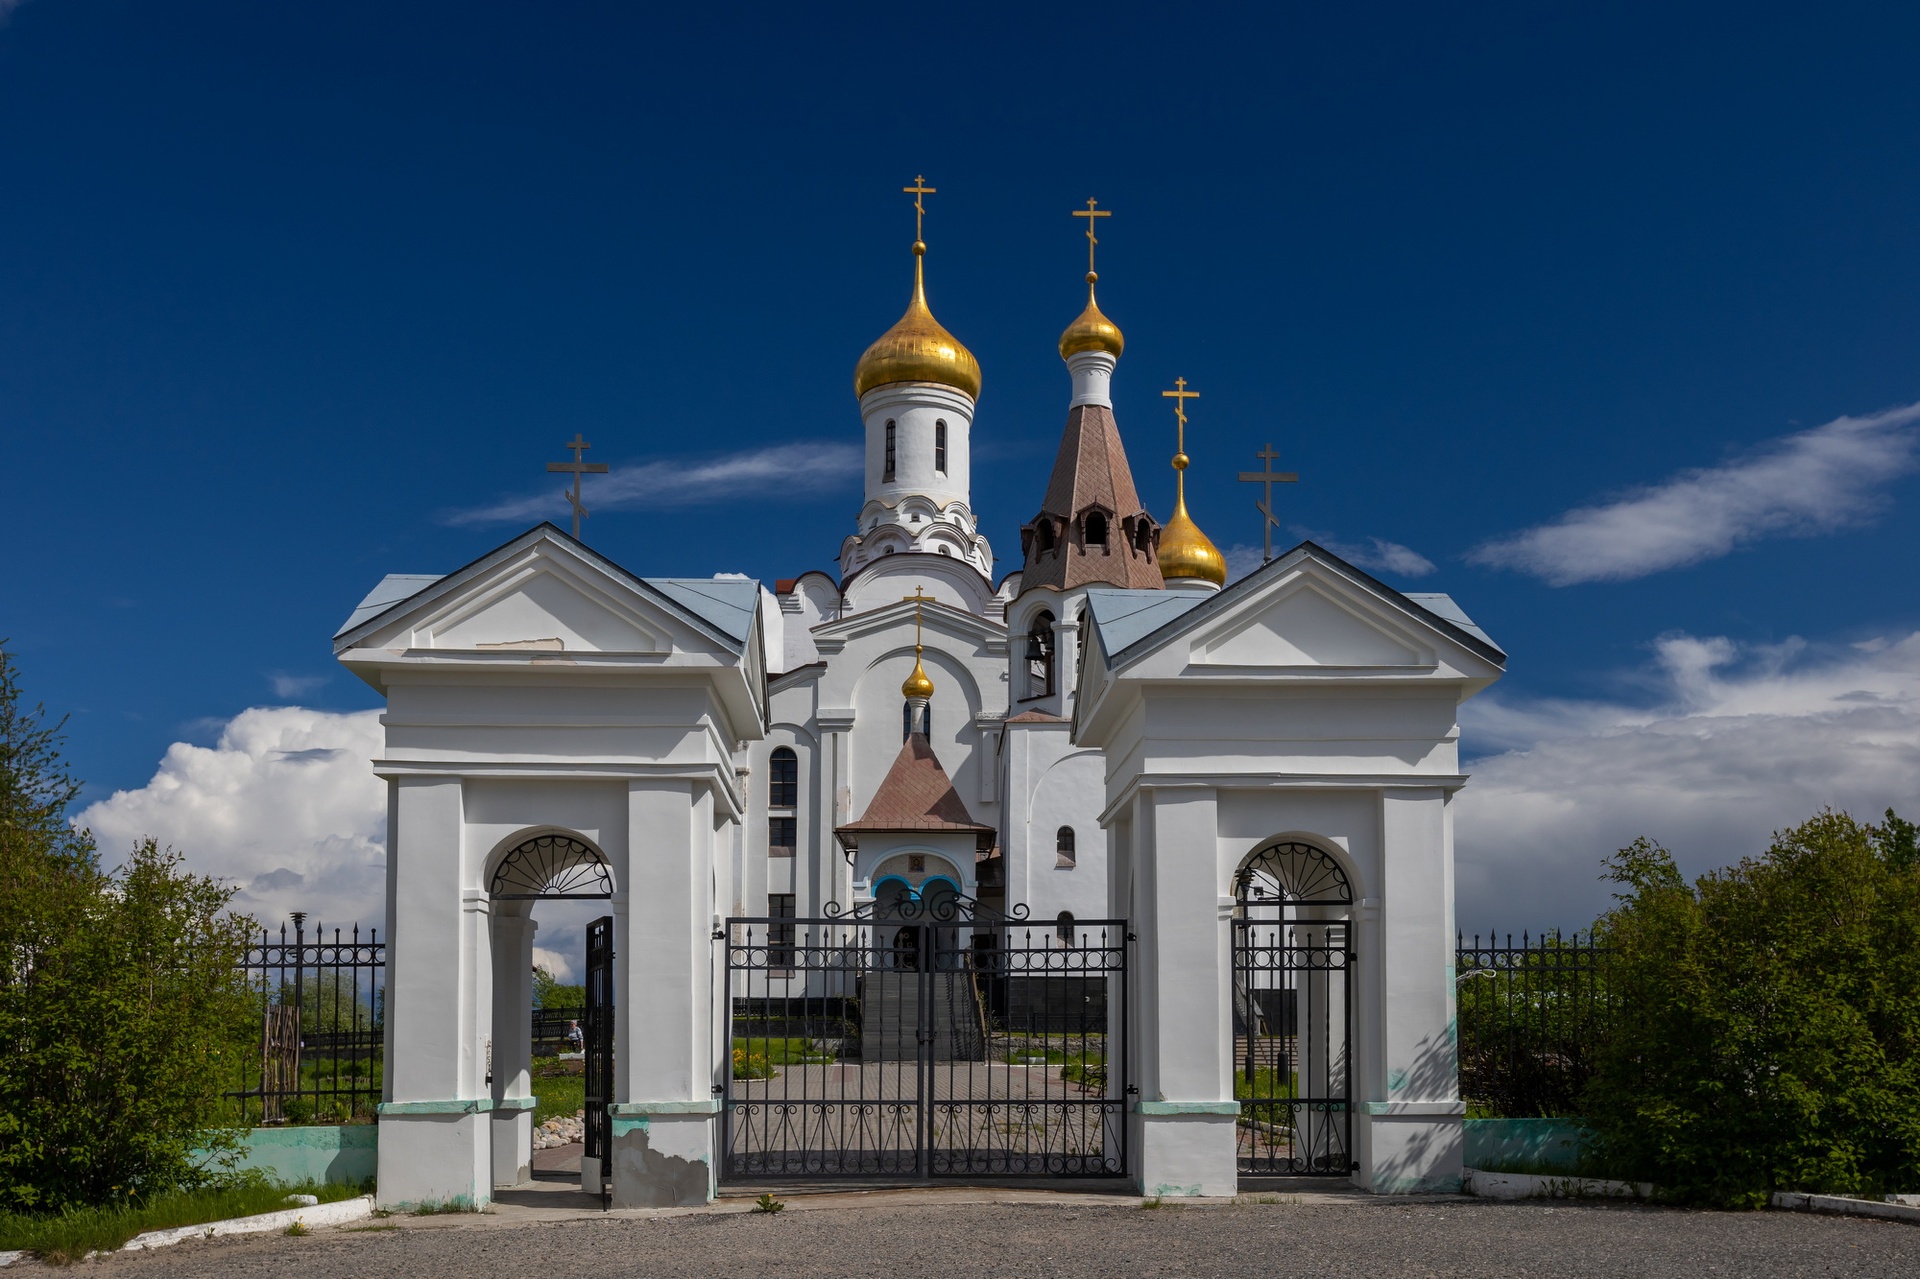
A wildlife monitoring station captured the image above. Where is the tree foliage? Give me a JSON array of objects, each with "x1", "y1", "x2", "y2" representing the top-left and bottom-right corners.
[
  {"x1": 0, "y1": 645, "x2": 257, "y2": 1212},
  {"x1": 532, "y1": 966, "x2": 583, "y2": 1010},
  {"x1": 1583, "y1": 812, "x2": 1920, "y2": 1206}
]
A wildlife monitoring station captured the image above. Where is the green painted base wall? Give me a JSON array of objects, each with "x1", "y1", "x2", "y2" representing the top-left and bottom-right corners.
[
  {"x1": 231, "y1": 1125, "x2": 378, "y2": 1186},
  {"x1": 1463, "y1": 1118, "x2": 1586, "y2": 1171}
]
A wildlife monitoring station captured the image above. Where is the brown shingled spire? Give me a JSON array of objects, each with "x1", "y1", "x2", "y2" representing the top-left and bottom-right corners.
[{"x1": 1018, "y1": 403, "x2": 1165, "y2": 591}]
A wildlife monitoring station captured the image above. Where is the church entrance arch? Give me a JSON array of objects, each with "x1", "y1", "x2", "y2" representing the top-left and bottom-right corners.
[
  {"x1": 482, "y1": 830, "x2": 614, "y2": 1195},
  {"x1": 1230, "y1": 840, "x2": 1354, "y2": 1176},
  {"x1": 721, "y1": 893, "x2": 1129, "y2": 1183}
]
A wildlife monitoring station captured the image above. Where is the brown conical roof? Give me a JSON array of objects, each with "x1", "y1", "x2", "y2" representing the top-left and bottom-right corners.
[
  {"x1": 1019, "y1": 404, "x2": 1165, "y2": 591},
  {"x1": 837, "y1": 733, "x2": 994, "y2": 837}
]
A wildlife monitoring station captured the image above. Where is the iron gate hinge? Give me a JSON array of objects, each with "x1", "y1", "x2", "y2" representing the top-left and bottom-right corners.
[
  {"x1": 711, "y1": 1084, "x2": 724, "y2": 1096},
  {"x1": 712, "y1": 928, "x2": 727, "y2": 941},
  {"x1": 1125, "y1": 1085, "x2": 1139, "y2": 1095}
]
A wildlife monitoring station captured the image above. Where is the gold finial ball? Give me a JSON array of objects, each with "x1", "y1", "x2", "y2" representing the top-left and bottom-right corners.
[
  {"x1": 1086, "y1": 271, "x2": 1098, "y2": 284},
  {"x1": 913, "y1": 240, "x2": 926, "y2": 256},
  {"x1": 1172, "y1": 453, "x2": 1189, "y2": 471}
]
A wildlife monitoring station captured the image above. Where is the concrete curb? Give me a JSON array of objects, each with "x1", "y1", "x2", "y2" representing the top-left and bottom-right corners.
[
  {"x1": 119, "y1": 1194, "x2": 375, "y2": 1251},
  {"x1": 1464, "y1": 1168, "x2": 1650, "y2": 1200},
  {"x1": 1772, "y1": 1192, "x2": 1920, "y2": 1225}
]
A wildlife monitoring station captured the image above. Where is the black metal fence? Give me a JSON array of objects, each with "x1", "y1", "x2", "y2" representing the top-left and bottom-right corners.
[
  {"x1": 532, "y1": 1006, "x2": 585, "y2": 1057},
  {"x1": 227, "y1": 915, "x2": 386, "y2": 1125},
  {"x1": 1456, "y1": 931, "x2": 1614, "y2": 1118}
]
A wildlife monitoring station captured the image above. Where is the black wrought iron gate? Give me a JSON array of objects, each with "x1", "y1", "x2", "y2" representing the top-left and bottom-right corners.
[
  {"x1": 582, "y1": 914, "x2": 615, "y2": 1199},
  {"x1": 721, "y1": 896, "x2": 1127, "y2": 1181},
  {"x1": 1231, "y1": 842, "x2": 1354, "y2": 1175}
]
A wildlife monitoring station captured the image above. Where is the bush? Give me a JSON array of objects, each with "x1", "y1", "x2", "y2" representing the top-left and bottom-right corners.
[
  {"x1": 1582, "y1": 811, "x2": 1920, "y2": 1206},
  {"x1": 0, "y1": 645, "x2": 258, "y2": 1213}
]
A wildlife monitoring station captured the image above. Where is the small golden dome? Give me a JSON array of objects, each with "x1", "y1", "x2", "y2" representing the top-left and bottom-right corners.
[
  {"x1": 1158, "y1": 454, "x2": 1227, "y2": 586},
  {"x1": 901, "y1": 649, "x2": 936, "y2": 700},
  {"x1": 1059, "y1": 273, "x2": 1124, "y2": 360},
  {"x1": 854, "y1": 243, "x2": 982, "y2": 401}
]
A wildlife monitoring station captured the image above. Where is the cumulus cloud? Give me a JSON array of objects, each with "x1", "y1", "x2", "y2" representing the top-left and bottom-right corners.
[
  {"x1": 443, "y1": 442, "x2": 863, "y2": 528},
  {"x1": 1455, "y1": 631, "x2": 1920, "y2": 933},
  {"x1": 1223, "y1": 534, "x2": 1436, "y2": 584},
  {"x1": 77, "y1": 707, "x2": 388, "y2": 933},
  {"x1": 1469, "y1": 402, "x2": 1920, "y2": 585},
  {"x1": 268, "y1": 672, "x2": 328, "y2": 700}
]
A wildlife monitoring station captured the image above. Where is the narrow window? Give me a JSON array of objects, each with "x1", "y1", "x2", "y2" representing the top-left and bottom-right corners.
[
  {"x1": 1056, "y1": 910, "x2": 1076, "y2": 945},
  {"x1": 1056, "y1": 826, "x2": 1076, "y2": 869},
  {"x1": 1084, "y1": 511, "x2": 1108, "y2": 548},
  {"x1": 1034, "y1": 521, "x2": 1055, "y2": 555},
  {"x1": 884, "y1": 420, "x2": 897, "y2": 482},
  {"x1": 1134, "y1": 519, "x2": 1153, "y2": 553},
  {"x1": 1025, "y1": 611, "x2": 1056, "y2": 698},
  {"x1": 769, "y1": 816, "x2": 796, "y2": 857},
  {"x1": 902, "y1": 700, "x2": 933, "y2": 740},
  {"x1": 768, "y1": 893, "x2": 796, "y2": 968},
  {"x1": 768, "y1": 748, "x2": 798, "y2": 808},
  {"x1": 934, "y1": 419, "x2": 948, "y2": 474}
]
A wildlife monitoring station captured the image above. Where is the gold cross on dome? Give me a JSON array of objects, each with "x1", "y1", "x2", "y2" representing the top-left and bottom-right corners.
[
  {"x1": 902, "y1": 585, "x2": 936, "y2": 647},
  {"x1": 1072, "y1": 198, "x2": 1111, "y2": 276},
  {"x1": 546, "y1": 434, "x2": 610, "y2": 540},
  {"x1": 903, "y1": 175, "x2": 936, "y2": 242},
  {"x1": 1161, "y1": 377, "x2": 1199, "y2": 453},
  {"x1": 1238, "y1": 443, "x2": 1300, "y2": 564}
]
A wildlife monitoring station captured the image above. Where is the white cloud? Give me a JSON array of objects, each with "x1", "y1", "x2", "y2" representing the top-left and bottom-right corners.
[
  {"x1": 532, "y1": 947, "x2": 576, "y2": 983},
  {"x1": 443, "y1": 442, "x2": 863, "y2": 527},
  {"x1": 1469, "y1": 402, "x2": 1920, "y2": 585},
  {"x1": 1223, "y1": 534, "x2": 1436, "y2": 584},
  {"x1": 1455, "y1": 631, "x2": 1920, "y2": 933},
  {"x1": 268, "y1": 672, "x2": 328, "y2": 700},
  {"x1": 77, "y1": 707, "x2": 388, "y2": 933}
]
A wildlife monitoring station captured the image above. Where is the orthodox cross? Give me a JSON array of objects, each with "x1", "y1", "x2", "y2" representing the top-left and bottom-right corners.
[
  {"x1": 902, "y1": 585, "x2": 936, "y2": 647},
  {"x1": 903, "y1": 175, "x2": 936, "y2": 242},
  {"x1": 1072, "y1": 198, "x2": 1111, "y2": 278},
  {"x1": 1238, "y1": 443, "x2": 1299, "y2": 563},
  {"x1": 1161, "y1": 377, "x2": 1199, "y2": 457},
  {"x1": 546, "y1": 434, "x2": 609, "y2": 540}
]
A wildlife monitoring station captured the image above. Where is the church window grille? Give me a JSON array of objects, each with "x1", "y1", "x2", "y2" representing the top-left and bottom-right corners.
[
  {"x1": 768, "y1": 748, "x2": 798, "y2": 808},
  {"x1": 1024, "y1": 611, "x2": 1056, "y2": 699},
  {"x1": 768, "y1": 893, "x2": 796, "y2": 968},
  {"x1": 934, "y1": 420, "x2": 947, "y2": 474},
  {"x1": 1056, "y1": 826, "x2": 1076, "y2": 868},
  {"x1": 1056, "y1": 910, "x2": 1076, "y2": 944},
  {"x1": 1084, "y1": 511, "x2": 1109, "y2": 548},
  {"x1": 769, "y1": 816, "x2": 796, "y2": 857},
  {"x1": 884, "y1": 420, "x2": 897, "y2": 482}
]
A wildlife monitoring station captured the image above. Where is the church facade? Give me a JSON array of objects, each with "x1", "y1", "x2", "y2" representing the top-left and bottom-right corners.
[{"x1": 334, "y1": 198, "x2": 1505, "y2": 1207}]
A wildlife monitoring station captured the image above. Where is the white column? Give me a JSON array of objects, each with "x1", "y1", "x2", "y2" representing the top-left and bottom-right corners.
[
  {"x1": 1356, "y1": 787, "x2": 1463, "y2": 1193},
  {"x1": 1131, "y1": 785, "x2": 1238, "y2": 1197},
  {"x1": 376, "y1": 776, "x2": 491, "y2": 1209},
  {"x1": 608, "y1": 777, "x2": 719, "y2": 1208},
  {"x1": 489, "y1": 912, "x2": 536, "y2": 1188}
]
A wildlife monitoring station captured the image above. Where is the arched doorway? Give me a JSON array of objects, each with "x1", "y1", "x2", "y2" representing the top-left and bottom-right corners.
[
  {"x1": 1231, "y1": 840, "x2": 1354, "y2": 1176},
  {"x1": 485, "y1": 830, "x2": 615, "y2": 1196}
]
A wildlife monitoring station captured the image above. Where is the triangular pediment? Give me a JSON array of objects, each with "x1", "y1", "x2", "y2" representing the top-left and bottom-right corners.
[
  {"x1": 426, "y1": 561, "x2": 665, "y2": 653},
  {"x1": 1194, "y1": 579, "x2": 1426, "y2": 667}
]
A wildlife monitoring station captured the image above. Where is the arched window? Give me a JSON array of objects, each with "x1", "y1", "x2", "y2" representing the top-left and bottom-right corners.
[
  {"x1": 768, "y1": 748, "x2": 798, "y2": 857},
  {"x1": 1134, "y1": 519, "x2": 1154, "y2": 554},
  {"x1": 938, "y1": 546, "x2": 951, "y2": 556},
  {"x1": 884, "y1": 420, "x2": 897, "y2": 482},
  {"x1": 1033, "y1": 521, "x2": 1055, "y2": 555},
  {"x1": 1056, "y1": 910, "x2": 1076, "y2": 944},
  {"x1": 901, "y1": 699, "x2": 932, "y2": 740},
  {"x1": 1084, "y1": 511, "x2": 1108, "y2": 548},
  {"x1": 1025, "y1": 610, "x2": 1056, "y2": 699},
  {"x1": 934, "y1": 419, "x2": 948, "y2": 474},
  {"x1": 1056, "y1": 826, "x2": 1076, "y2": 869}
]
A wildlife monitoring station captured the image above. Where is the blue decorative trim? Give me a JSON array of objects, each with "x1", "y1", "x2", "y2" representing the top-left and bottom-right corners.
[
  {"x1": 607, "y1": 1100, "x2": 722, "y2": 1116},
  {"x1": 377, "y1": 1099, "x2": 494, "y2": 1116},
  {"x1": 493, "y1": 1096, "x2": 538, "y2": 1112}
]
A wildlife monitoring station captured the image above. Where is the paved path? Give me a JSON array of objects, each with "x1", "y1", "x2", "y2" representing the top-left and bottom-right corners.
[{"x1": 21, "y1": 1188, "x2": 1917, "y2": 1277}]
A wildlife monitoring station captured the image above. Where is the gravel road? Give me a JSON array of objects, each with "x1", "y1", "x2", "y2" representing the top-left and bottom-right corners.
[{"x1": 21, "y1": 1197, "x2": 1916, "y2": 1278}]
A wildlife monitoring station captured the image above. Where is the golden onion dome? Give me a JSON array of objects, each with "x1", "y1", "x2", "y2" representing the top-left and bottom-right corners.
[
  {"x1": 901, "y1": 649, "x2": 936, "y2": 700},
  {"x1": 1157, "y1": 453, "x2": 1227, "y2": 586},
  {"x1": 854, "y1": 242, "x2": 982, "y2": 401},
  {"x1": 1058, "y1": 273, "x2": 1125, "y2": 360}
]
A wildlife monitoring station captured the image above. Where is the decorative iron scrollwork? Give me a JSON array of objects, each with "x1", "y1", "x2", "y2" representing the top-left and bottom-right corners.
[
  {"x1": 823, "y1": 890, "x2": 1030, "y2": 923},
  {"x1": 488, "y1": 834, "x2": 614, "y2": 900},
  {"x1": 1233, "y1": 840, "x2": 1353, "y2": 906}
]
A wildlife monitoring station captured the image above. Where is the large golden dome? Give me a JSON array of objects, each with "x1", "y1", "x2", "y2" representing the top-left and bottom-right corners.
[
  {"x1": 854, "y1": 243, "x2": 982, "y2": 401},
  {"x1": 1058, "y1": 273, "x2": 1124, "y2": 359},
  {"x1": 1157, "y1": 454, "x2": 1227, "y2": 586}
]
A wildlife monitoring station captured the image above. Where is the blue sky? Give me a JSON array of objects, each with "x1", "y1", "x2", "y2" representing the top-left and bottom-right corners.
[{"x1": 6, "y1": 1, "x2": 1920, "y2": 938}]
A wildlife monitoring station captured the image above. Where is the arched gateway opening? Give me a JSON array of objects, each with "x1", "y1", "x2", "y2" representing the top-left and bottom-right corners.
[
  {"x1": 484, "y1": 831, "x2": 615, "y2": 1197},
  {"x1": 1231, "y1": 840, "x2": 1354, "y2": 1176}
]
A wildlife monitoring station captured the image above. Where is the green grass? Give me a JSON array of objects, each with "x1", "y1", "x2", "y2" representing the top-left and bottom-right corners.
[
  {"x1": 1232, "y1": 1068, "x2": 1298, "y2": 1100},
  {"x1": 732, "y1": 1037, "x2": 836, "y2": 1065},
  {"x1": 531, "y1": 1057, "x2": 585, "y2": 1124},
  {"x1": 0, "y1": 1180, "x2": 363, "y2": 1265}
]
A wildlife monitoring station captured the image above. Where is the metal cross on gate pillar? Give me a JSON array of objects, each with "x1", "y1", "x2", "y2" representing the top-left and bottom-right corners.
[{"x1": 1238, "y1": 444, "x2": 1299, "y2": 564}]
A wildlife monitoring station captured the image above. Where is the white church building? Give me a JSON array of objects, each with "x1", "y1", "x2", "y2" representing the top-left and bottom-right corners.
[{"x1": 332, "y1": 196, "x2": 1506, "y2": 1208}]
